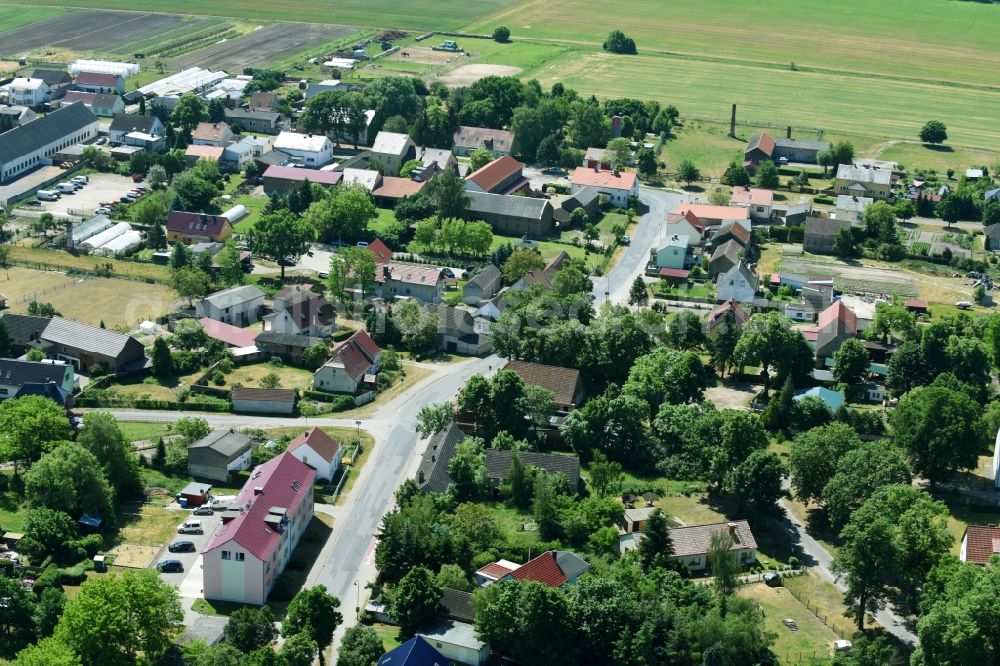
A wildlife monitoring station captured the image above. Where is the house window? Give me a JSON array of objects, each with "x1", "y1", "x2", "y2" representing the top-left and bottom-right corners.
[
  {"x1": 221, "y1": 551, "x2": 231, "y2": 560},
  {"x1": 235, "y1": 552, "x2": 245, "y2": 562}
]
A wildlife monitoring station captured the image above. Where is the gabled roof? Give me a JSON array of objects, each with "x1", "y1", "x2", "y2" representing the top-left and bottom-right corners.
[
  {"x1": 710, "y1": 239, "x2": 743, "y2": 264},
  {"x1": 203, "y1": 285, "x2": 264, "y2": 310},
  {"x1": 804, "y1": 216, "x2": 852, "y2": 238},
  {"x1": 373, "y1": 176, "x2": 425, "y2": 199},
  {"x1": 476, "y1": 560, "x2": 520, "y2": 581},
  {"x1": 466, "y1": 190, "x2": 552, "y2": 221},
  {"x1": 985, "y1": 188, "x2": 1000, "y2": 202},
  {"x1": 669, "y1": 520, "x2": 757, "y2": 557},
  {"x1": 192, "y1": 122, "x2": 231, "y2": 143},
  {"x1": 984, "y1": 223, "x2": 1000, "y2": 241},
  {"x1": 203, "y1": 452, "x2": 315, "y2": 561},
  {"x1": 707, "y1": 299, "x2": 750, "y2": 333},
  {"x1": 380, "y1": 262, "x2": 442, "y2": 287},
  {"x1": 287, "y1": 427, "x2": 341, "y2": 464},
  {"x1": 198, "y1": 317, "x2": 258, "y2": 348},
  {"x1": 367, "y1": 238, "x2": 393, "y2": 264},
  {"x1": 511, "y1": 550, "x2": 589, "y2": 587},
  {"x1": 41, "y1": 316, "x2": 139, "y2": 359},
  {"x1": 745, "y1": 132, "x2": 775, "y2": 157},
  {"x1": 730, "y1": 186, "x2": 773, "y2": 207},
  {"x1": 713, "y1": 220, "x2": 751, "y2": 246},
  {"x1": 584, "y1": 147, "x2": 607, "y2": 162},
  {"x1": 773, "y1": 137, "x2": 829, "y2": 152},
  {"x1": 262, "y1": 165, "x2": 342, "y2": 186},
  {"x1": 416, "y1": 422, "x2": 465, "y2": 493},
  {"x1": 437, "y1": 588, "x2": 475, "y2": 624},
  {"x1": 166, "y1": 211, "x2": 234, "y2": 240},
  {"x1": 0, "y1": 358, "x2": 71, "y2": 387},
  {"x1": 0, "y1": 102, "x2": 96, "y2": 162},
  {"x1": 485, "y1": 450, "x2": 580, "y2": 490},
  {"x1": 673, "y1": 203, "x2": 749, "y2": 222},
  {"x1": 255, "y1": 331, "x2": 323, "y2": 349},
  {"x1": 110, "y1": 114, "x2": 160, "y2": 135},
  {"x1": 962, "y1": 524, "x2": 1000, "y2": 565},
  {"x1": 716, "y1": 261, "x2": 759, "y2": 290},
  {"x1": 275, "y1": 131, "x2": 330, "y2": 153},
  {"x1": 467, "y1": 264, "x2": 501, "y2": 289},
  {"x1": 836, "y1": 163, "x2": 892, "y2": 185},
  {"x1": 76, "y1": 71, "x2": 120, "y2": 86},
  {"x1": 189, "y1": 429, "x2": 252, "y2": 461},
  {"x1": 504, "y1": 359, "x2": 581, "y2": 406},
  {"x1": 452, "y1": 125, "x2": 513, "y2": 152},
  {"x1": 249, "y1": 91, "x2": 277, "y2": 111},
  {"x1": 324, "y1": 330, "x2": 380, "y2": 382},
  {"x1": 185, "y1": 144, "x2": 225, "y2": 160},
  {"x1": 30, "y1": 69, "x2": 72, "y2": 86},
  {"x1": 570, "y1": 167, "x2": 638, "y2": 191},
  {"x1": 231, "y1": 387, "x2": 296, "y2": 403},
  {"x1": 371, "y1": 131, "x2": 412, "y2": 156},
  {"x1": 818, "y1": 300, "x2": 857, "y2": 332},
  {"x1": 466, "y1": 155, "x2": 524, "y2": 193},
  {"x1": 377, "y1": 636, "x2": 449, "y2": 666},
  {"x1": 0, "y1": 314, "x2": 51, "y2": 344}
]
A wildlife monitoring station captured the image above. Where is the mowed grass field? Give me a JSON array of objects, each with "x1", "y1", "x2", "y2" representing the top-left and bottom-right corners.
[
  {"x1": 0, "y1": 0, "x2": 518, "y2": 30},
  {"x1": 0, "y1": 4, "x2": 64, "y2": 32},
  {"x1": 531, "y1": 49, "x2": 1000, "y2": 149}
]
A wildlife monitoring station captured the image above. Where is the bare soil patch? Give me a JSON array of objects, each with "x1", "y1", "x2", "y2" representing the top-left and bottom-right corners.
[
  {"x1": 169, "y1": 22, "x2": 355, "y2": 71},
  {"x1": 435, "y1": 63, "x2": 523, "y2": 87},
  {"x1": 107, "y1": 543, "x2": 159, "y2": 569},
  {"x1": 0, "y1": 10, "x2": 185, "y2": 54}
]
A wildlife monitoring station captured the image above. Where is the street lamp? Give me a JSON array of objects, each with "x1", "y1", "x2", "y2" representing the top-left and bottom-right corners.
[{"x1": 354, "y1": 580, "x2": 360, "y2": 619}]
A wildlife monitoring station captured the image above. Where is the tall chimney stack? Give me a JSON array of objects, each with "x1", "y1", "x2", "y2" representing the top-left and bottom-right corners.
[{"x1": 729, "y1": 104, "x2": 736, "y2": 137}]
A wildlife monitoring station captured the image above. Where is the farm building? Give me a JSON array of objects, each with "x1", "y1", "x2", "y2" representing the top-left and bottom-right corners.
[
  {"x1": 670, "y1": 203, "x2": 749, "y2": 229},
  {"x1": 485, "y1": 450, "x2": 581, "y2": 493},
  {"x1": 0, "y1": 102, "x2": 99, "y2": 183},
  {"x1": 74, "y1": 71, "x2": 124, "y2": 95},
  {"x1": 61, "y1": 91, "x2": 123, "y2": 117},
  {"x1": 464, "y1": 191, "x2": 554, "y2": 238},
  {"x1": 803, "y1": 217, "x2": 853, "y2": 254},
  {"x1": 38, "y1": 316, "x2": 144, "y2": 373},
  {"x1": 743, "y1": 131, "x2": 829, "y2": 167},
  {"x1": 225, "y1": 108, "x2": 284, "y2": 134},
  {"x1": 231, "y1": 387, "x2": 296, "y2": 415},
  {"x1": 416, "y1": 423, "x2": 466, "y2": 494},
  {"x1": 452, "y1": 126, "x2": 513, "y2": 157},
  {"x1": 261, "y1": 165, "x2": 341, "y2": 194},
  {"x1": 254, "y1": 332, "x2": 324, "y2": 366},
  {"x1": 178, "y1": 482, "x2": 212, "y2": 507},
  {"x1": 503, "y1": 360, "x2": 584, "y2": 414},
  {"x1": 196, "y1": 285, "x2": 265, "y2": 327},
  {"x1": 462, "y1": 264, "x2": 503, "y2": 305},
  {"x1": 835, "y1": 164, "x2": 892, "y2": 200},
  {"x1": 188, "y1": 429, "x2": 253, "y2": 482},
  {"x1": 464, "y1": 156, "x2": 529, "y2": 195}
]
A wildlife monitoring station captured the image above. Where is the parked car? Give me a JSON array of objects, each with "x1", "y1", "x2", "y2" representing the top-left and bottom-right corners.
[
  {"x1": 192, "y1": 505, "x2": 214, "y2": 516},
  {"x1": 156, "y1": 559, "x2": 184, "y2": 573},
  {"x1": 762, "y1": 572, "x2": 782, "y2": 587},
  {"x1": 620, "y1": 235, "x2": 631, "y2": 245},
  {"x1": 95, "y1": 137, "x2": 108, "y2": 145},
  {"x1": 95, "y1": 207, "x2": 112, "y2": 215},
  {"x1": 177, "y1": 520, "x2": 202, "y2": 534},
  {"x1": 782, "y1": 618, "x2": 799, "y2": 631},
  {"x1": 120, "y1": 195, "x2": 136, "y2": 203},
  {"x1": 26, "y1": 200, "x2": 41, "y2": 206},
  {"x1": 168, "y1": 540, "x2": 196, "y2": 553}
]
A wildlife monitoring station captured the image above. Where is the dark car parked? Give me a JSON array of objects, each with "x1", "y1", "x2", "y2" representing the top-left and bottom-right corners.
[
  {"x1": 763, "y1": 572, "x2": 782, "y2": 587},
  {"x1": 167, "y1": 540, "x2": 196, "y2": 553},
  {"x1": 156, "y1": 559, "x2": 184, "y2": 573}
]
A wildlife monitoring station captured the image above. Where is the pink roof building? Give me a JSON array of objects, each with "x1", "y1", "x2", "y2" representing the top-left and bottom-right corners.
[{"x1": 201, "y1": 452, "x2": 316, "y2": 605}]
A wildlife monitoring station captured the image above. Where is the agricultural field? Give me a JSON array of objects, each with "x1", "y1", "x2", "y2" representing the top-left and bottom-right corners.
[
  {"x1": 2, "y1": 266, "x2": 176, "y2": 329},
  {"x1": 0, "y1": 5, "x2": 65, "y2": 35},
  {"x1": 0, "y1": 9, "x2": 191, "y2": 56},
  {"x1": 168, "y1": 22, "x2": 358, "y2": 72},
  {"x1": 0, "y1": 0, "x2": 519, "y2": 30}
]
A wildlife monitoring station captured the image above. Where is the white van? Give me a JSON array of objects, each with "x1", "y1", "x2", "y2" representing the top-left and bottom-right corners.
[
  {"x1": 72, "y1": 175, "x2": 88, "y2": 184},
  {"x1": 36, "y1": 190, "x2": 59, "y2": 201},
  {"x1": 177, "y1": 519, "x2": 203, "y2": 534},
  {"x1": 56, "y1": 183, "x2": 77, "y2": 194}
]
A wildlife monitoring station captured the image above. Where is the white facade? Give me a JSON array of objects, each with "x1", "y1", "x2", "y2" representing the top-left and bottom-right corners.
[
  {"x1": 8, "y1": 79, "x2": 50, "y2": 107},
  {"x1": 993, "y1": 427, "x2": 1000, "y2": 489},
  {"x1": 0, "y1": 105, "x2": 99, "y2": 183},
  {"x1": 274, "y1": 131, "x2": 334, "y2": 167},
  {"x1": 288, "y1": 443, "x2": 340, "y2": 482},
  {"x1": 715, "y1": 264, "x2": 758, "y2": 303}
]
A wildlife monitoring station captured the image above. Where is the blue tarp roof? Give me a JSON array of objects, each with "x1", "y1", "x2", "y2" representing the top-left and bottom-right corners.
[
  {"x1": 377, "y1": 636, "x2": 448, "y2": 666},
  {"x1": 78, "y1": 514, "x2": 102, "y2": 529}
]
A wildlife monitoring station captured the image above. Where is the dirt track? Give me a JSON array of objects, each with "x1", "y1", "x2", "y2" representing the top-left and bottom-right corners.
[
  {"x1": 168, "y1": 22, "x2": 355, "y2": 71},
  {"x1": 0, "y1": 10, "x2": 185, "y2": 54}
]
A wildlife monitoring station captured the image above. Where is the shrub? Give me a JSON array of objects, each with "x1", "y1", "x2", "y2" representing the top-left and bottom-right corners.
[
  {"x1": 493, "y1": 25, "x2": 510, "y2": 42},
  {"x1": 268, "y1": 356, "x2": 284, "y2": 368},
  {"x1": 218, "y1": 358, "x2": 234, "y2": 374},
  {"x1": 211, "y1": 370, "x2": 226, "y2": 386}
]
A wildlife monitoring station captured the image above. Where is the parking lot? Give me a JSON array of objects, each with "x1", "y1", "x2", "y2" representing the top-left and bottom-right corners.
[
  {"x1": 154, "y1": 503, "x2": 223, "y2": 596},
  {"x1": 33, "y1": 172, "x2": 147, "y2": 219}
]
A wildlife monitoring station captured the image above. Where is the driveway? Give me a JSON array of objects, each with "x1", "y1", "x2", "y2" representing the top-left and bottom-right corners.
[
  {"x1": 155, "y1": 506, "x2": 222, "y2": 601},
  {"x1": 35, "y1": 173, "x2": 146, "y2": 219}
]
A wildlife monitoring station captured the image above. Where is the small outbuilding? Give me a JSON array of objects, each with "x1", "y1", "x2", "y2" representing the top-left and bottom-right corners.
[
  {"x1": 178, "y1": 481, "x2": 212, "y2": 507},
  {"x1": 231, "y1": 387, "x2": 296, "y2": 415}
]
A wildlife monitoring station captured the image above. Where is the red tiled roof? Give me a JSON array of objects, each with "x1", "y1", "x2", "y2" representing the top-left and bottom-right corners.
[
  {"x1": 191, "y1": 121, "x2": 231, "y2": 143},
  {"x1": 818, "y1": 300, "x2": 857, "y2": 332},
  {"x1": 745, "y1": 132, "x2": 775, "y2": 158},
  {"x1": 186, "y1": 144, "x2": 225, "y2": 159},
  {"x1": 905, "y1": 299, "x2": 928, "y2": 309},
  {"x1": 76, "y1": 71, "x2": 119, "y2": 86},
  {"x1": 715, "y1": 221, "x2": 751, "y2": 246},
  {"x1": 659, "y1": 268, "x2": 690, "y2": 279},
  {"x1": 367, "y1": 239, "x2": 392, "y2": 264},
  {"x1": 476, "y1": 561, "x2": 518, "y2": 580},
  {"x1": 511, "y1": 551, "x2": 568, "y2": 587},
  {"x1": 203, "y1": 452, "x2": 315, "y2": 561},
  {"x1": 801, "y1": 328, "x2": 818, "y2": 342},
  {"x1": 962, "y1": 524, "x2": 1000, "y2": 565},
  {"x1": 730, "y1": 187, "x2": 774, "y2": 207},
  {"x1": 707, "y1": 299, "x2": 750, "y2": 332},
  {"x1": 327, "y1": 330, "x2": 380, "y2": 381},
  {"x1": 231, "y1": 387, "x2": 296, "y2": 402},
  {"x1": 63, "y1": 91, "x2": 96, "y2": 105},
  {"x1": 166, "y1": 211, "x2": 233, "y2": 240},
  {"x1": 504, "y1": 360, "x2": 581, "y2": 406},
  {"x1": 466, "y1": 155, "x2": 524, "y2": 193},
  {"x1": 673, "y1": 204, "x2": 749, "y2": 222},
  {"x1": 570, "y1": 167, "x2": 638, "y2": 191},
  {"x1": 373, "y1": 176, "x2": 425, "y2": 199},
  {"x1": 379, "y1": 262, "x2": 442, "y2": 287},
  {"x1": 681, "y1": 209, "x2": 705, "y2": 232},
  {"x1": 287, "y1": 426, "x2": 341, "y2": 464},
  {"x1": 197, "y1": 317, "x2": 257, "y2": 348},
  {"x1": 262, "y1": 165, "x2": 342, "y2": 186}
]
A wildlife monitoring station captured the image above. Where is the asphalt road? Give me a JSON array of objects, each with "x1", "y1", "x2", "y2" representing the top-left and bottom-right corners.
[{"x1": 591, "y1": 188, "x2": 685, "y2": 306}]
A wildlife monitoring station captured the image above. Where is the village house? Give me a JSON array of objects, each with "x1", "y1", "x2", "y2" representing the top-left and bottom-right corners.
[
  {"x1": 184, "y1": 144, "x2": 224, "y2": 166},
  {"x1": 504, "y1": 359, "x2": 584, "y2": 414},
  {"x1": 202, "y1": 452, "x2": 315, "y2": 604},
  {"x1": 462, "y1": 264, "x2": 503, "y2": 305},
  {"x1": 715, "y1": 261, "x2": 759, "y2": 304},
  {"x1": 570, "y1": 167, "x2": 638, "y2": 207},
  {"x1": 708, "y1": 239, "x2": 743, "y2": 279},
  {"x1": 366, "y1": 238, "x2": 393, "y2": 265},
  {"x1": 0, "y1": 314, "x2": 50, "y2": 353},
  {"x1": 372, "y1": 177, "x2": 426, "y2": 206},
  {"x1": 29, "y1": 69, "x2": 72, "y2": 99},
  {"x1": 261, "y1": 165, "x2": 341, "y2": 195},
  {"x1": 984, "y1": 224, "x2": 1000, "y2": 251},
  {"x1": 313, "y1": 330, "x2": 381, "y2": 394},
  {"x1": 38, "y1": 316, "x2": 145, "y2": 373},
  {"x1": 74, "y1": 71, "x2": 124, "y2": 95},
  {"x1": 415, "y1": 146, "x2": 457, "y2": 173},
  {"x1": 834, "y1": 195, "x2": 873, "y2": 223},
  {"x1": 254, "y1": 332, "x2": 324, "y2": 366},
  {"x1": 730, "y1": 186, "x2": 774, "y2": 222},
  {"x1": 197, "y1": 318, "x2": 258, "y2": 349},
  {"x1": 109, "y1": 115, "x2": 164, "y2": 145},
  {"x1": 274, "y1": 131, "x2": 334, "y2": 167},
  {"x1": 342, "y1": 168, "x2": 383, "y2": 192},
  {"x1": 961, "y1": 524, "x2": 1000, "y2": 565},
  {"x1": 670, "y1": 203, "x2": 750, "y2": 230},
  {"x1": 195, "y1": 285, "x2": 266, "y2": 327},
  {"x1": 377, "y1": 636, "x2": 451, "y2": 666},
  {"x1": 667, "y1": 521, "x2": 757, "y2": 571},
  {"x1": 221, "y1": 140, "x2": 256, "y2": 172},
  {"x1": 187, "y1": 429, "x2": 253, "y2": 482},
  {"x1": 464, "y1": 191, "x2": 554, "y2": 238},
  {"x1": 485, "y1": 450, "x2": 581, "y2": 494},
  {"x1": 416, "y1": 422, "x2": 466, "y2": 494},
  {"x1": 263, "y1": 285, "x2": 335, "y2": 338},
  {"x1": 816, "y1": 300, "x2": 858, "y2": 364},
  {"x1": 665, "y1": 210, "x2": 706, "y2": 246},
  {"x1": 0, "y1": 358, "x2": 74, "y2": 405},
  {"x1": 464, "y1": 155, "x2": 529, "y2": 195},
  {"x1": 369, "y1": 131, "x2": 416, "y2": 176},
  {"x1": 803, "y1": 216, "x2": 852, "y2": 254},
  {"x1": 418, "y1": 620, "x2": 490, "y2": 666},
  {"x1": 0, "y1": 105, "x2": 37, "y2": 127},
  {"x1": 7, "y1": 78, "x2": 50, "y2": 108},
  {"x1": 552, "y1": 187, "x2": 600, "y2": 225},
  {"x1": 707, "y1": 299, "x2": 750, "y2": 337},
  {"x1": 710, "y1": 220, "x2": 752, "y2": 250},
  {"x1": 166, "y1": 211, "x2": 234, "y2": 244},
  {"x1": 482, "y1": 550, "x2": 590, "y2": 588},
  {"x1": 191, "y1": 121, "x2": 234, "y2": 147},
  {"x1": 224, "y1": 108, "x2": 283, "y2": 134},
  {"x1": 286, "y1": 426, "x2": 342, "y2": 481},
  {"x1": 433, "y1": 305, "x2": 493, "y2": 356},
  {"x1": 0, "y1": 102, "x2": 99, "y2": 183},
  {"x1": 651, "y1": 233, "x2": 690, "y2": 270},
  {"x1": 61, "y1": 91, "x2": 123, "y2": 118},
  {"x1": 376, "y1": 262, "x2": 444, "y2": 303},
  {"x1": 835, "y1": 163, "x2": 892, "y2": 200},
  {"x1": 452, "y1": 126, "x2": 513, "y2": 157},
  {"x1": 584, "y1": 147, "x2": 612, "y2": 171},
  {"x1": 743, "y1": 131, "x2": 829, "y2": 168}
]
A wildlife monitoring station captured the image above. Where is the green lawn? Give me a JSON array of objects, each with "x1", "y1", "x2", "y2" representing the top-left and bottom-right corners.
[
  {"x1": 0, "y1": 5, "x2": 65, "y2": 33},
  {"x1": 740, "y1": 582, "x2": 839, "y2": 664},
  {"x1": 232, "y1": 194, "x2": 269, "y2": 234},
  {"x1": 874, "y1": 141, "x2": 1000, "y2": 174},
  {"x1": 220, "y1": 362, "x2": 314, "y2": 391},
  {"x1": 118, "y1": 421, "x2": 173, "y2": 443}
]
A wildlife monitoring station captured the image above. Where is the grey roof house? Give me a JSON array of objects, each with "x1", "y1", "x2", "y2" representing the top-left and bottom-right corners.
[
  {"x1": 0, "y1": 314, "x2": 50, "y2": 352},
  {"x1": 485, "y1": 450, "x2": 581, "y2": 493},
  {"x1": 195, "y1": 285, "x2": 265, "y2": 327},
  {"x1": 464, "y1": 191, "x2": 554, "y2": 238},
  {"x1": 803, "y1": 217, "x2": 852, "y2": 254},
  {"x1": 416, "y1": 423, "x2": 465, "y2": 493},
  {"x1": 188, "y1": 429, "x2": 253, "y2": 482},
  {"x1": 0, "y1": 358, "x2": 75, "y2": 405},
  {"x1": 39, "y1": 316, "x2": 145, "y2": 373},
  {"x1": 462, "y1": 264, "x2": 502, "y2": 305}
]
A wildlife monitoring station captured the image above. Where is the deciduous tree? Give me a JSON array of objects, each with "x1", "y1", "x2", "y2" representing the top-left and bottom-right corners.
[
  {"x1": 248, "y1": 210, "x2": 314, "y2": 280},
  {"x1": 224, "y1": 606, "x2": 278, "y2": 653},
  {"x1": 891, "y1": 385, "x2": 983, "y2": 485},
  {"x1": 389, "y1": 566, "x2": 441, "y2": 634},
  {"x1": 281, "y1": 585, "x2": 343, "y2": 665}
]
